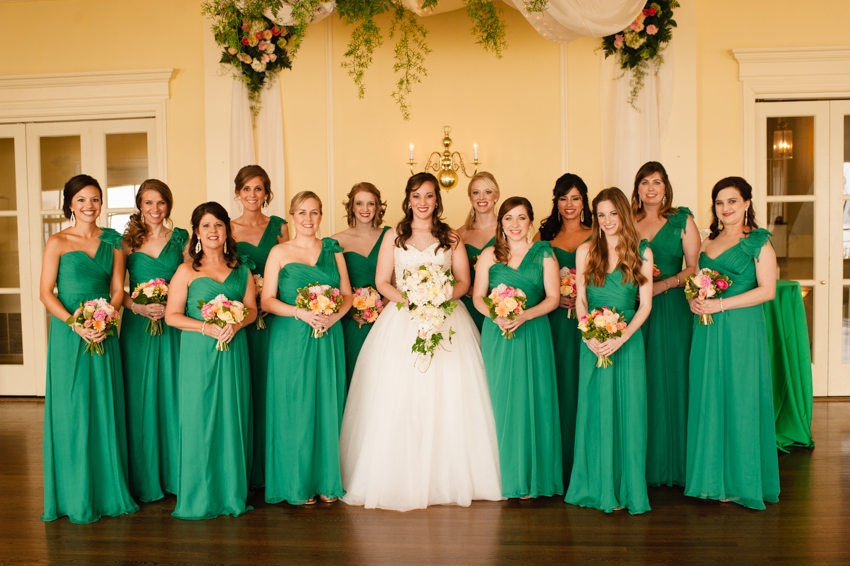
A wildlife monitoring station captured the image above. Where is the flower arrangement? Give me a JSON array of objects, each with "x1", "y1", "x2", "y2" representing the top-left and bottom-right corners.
[
  {"x1": 684, "y1": 268, "x2": 732, "y2": 326},
  {"x1": 578, "y1": 307, "x2": 627, "y2": 368},
  {"x1": 197, "y1": 295, "x2": 249, "y2": 351},
  {"x1": 601, "y1": 0, "x2": 679, "y2": 108},
  {"x1": 482, "y1": 283, "x2": 527, "y2": 339},
  {"x1": 652, "y1": 264, "x2": 665, "y2": 282},
  {"x1": 295, "y1": 283, "x2": 344, "y2": 337},
  {"x1": 131, "y1": 278, "x2": 169, "y2": 336},
  {"x1": 396, "y1": 263, "x2": 457, "y2": 364},
  {"x1": 253, "y1": 274, "x2": 266, "y2": 329},
  {"x1": 559, "y1": 267, "x2": 577, "y2": 319},
  {"x1": 350, "y1": 286, "x2": 383, "y2": 328},
  {"x1": 66, "y1": 298, "x2": 121, "y2": 356}
]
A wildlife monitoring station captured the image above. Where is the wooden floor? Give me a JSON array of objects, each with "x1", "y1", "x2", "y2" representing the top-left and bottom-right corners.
[{"x1": 0, "y1": 400, "x2": 845, "y2": 565}]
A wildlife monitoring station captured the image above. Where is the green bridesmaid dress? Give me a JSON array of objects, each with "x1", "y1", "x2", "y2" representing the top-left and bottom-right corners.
[
  {"x1": 462, "y1": 236, "x2": 496, "y2": 331},
  {"x1": 265, "y1": 238, "x2": 347, "y2": 504},
  {"x1": 642, "y1": 207, "x2": 694, "y2": 487},
  {"x1": 685, "y1": 228, "x2": 780, "y2": 510},
  {"x1": 548, "y1": 239, "x2": 589, "y2": 489},
  {"x1": 120, "y1": 228, "x2": 187, "y2": 502},
  {"x1": 172, "y1": 264, "x2": 253, "y2": 519},
  {"x1": 42, "y1": 228, "x2": 139, "y2": 523},
  {"x1": 565, "y1": 241, "x2": 651, "y2": 514},
  {"x1": 481, "y1": 241, "x2": 563, "y2": 498},
  {"x1": 236, "y1": 215, "x2": 286, "y2": 488},
  {"x1": 341, "y1": 226, "x2": 389, "y2": 390}
]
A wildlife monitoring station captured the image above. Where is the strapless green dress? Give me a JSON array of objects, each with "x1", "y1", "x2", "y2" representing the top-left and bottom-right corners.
[
  {"x1": 481, "y1": 241, "x2": 563, "y2": 498},
  {"x1": 462, "y1": 237, "x2": 496, "y2": 331},
  {"x1": 120, "y1": 228, "x2": 187, "y2": 502},
  {"x1": 42, "y1": 228, "x2": 139, "y2": 523},
  {"x1": 565, "y1": 241, "x2": 651, "y2": 514},
  {"x1": 172, "y1": 264, "x2": 253, "y2": 519},
  {"x1": 265, "y1": 238, "x2": 347, "y2": 504},
  {"x1": 341, "y1": 226, "x2": 389, "y2": 391},
  {"x1": 685, "y1": 229, "x2": 780, "y2": 510},
  {"x1": 236, "y1": 215, "x2": 286, "y2": 488}
]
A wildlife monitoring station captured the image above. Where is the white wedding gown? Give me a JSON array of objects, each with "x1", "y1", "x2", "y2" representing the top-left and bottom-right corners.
[{"x1": 340, "y1": 240, "x2": 503, "y2": 511}]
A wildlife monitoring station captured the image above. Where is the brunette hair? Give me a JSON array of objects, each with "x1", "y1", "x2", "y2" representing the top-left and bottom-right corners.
[
  {"x1": 494, "y1": 197, "x2": 534, "y2": 264},
  {"x1": 188, "y1": 202, "x2": 240, "y2": 271},
  {"x1": 234, "y1": 165, "x2": 273, "y2": 207},
  {"x1": 394, "y1": 172, "x2": 457, "y2": 251},
  {"x1": 123, "y1": 179, "x2": 174, "y2": 251},
  {"x1": 584, "y1": 187, "x2": 647, "y2": 288},
  {"x1": 631, "y1": 161, "x2": 676, "y2": 221},
  {"x1": 343, "y1": 182, "x2": 387, "y2": 228},
  {"x1": 463, "y1": 172, "x2": 501, "y2": 230},
  {"x1": 62, "y1": 174, "x2": 102, "y2": 219},
  {"x1": 537, "y1": 173, "x2": 592, "y2": 241},
  {"x1": 708, "y1": 176, "x2": 758, "y2": 240},
  {"x1": 289, "y1": 191, "x2": 323, "y2": 216}
]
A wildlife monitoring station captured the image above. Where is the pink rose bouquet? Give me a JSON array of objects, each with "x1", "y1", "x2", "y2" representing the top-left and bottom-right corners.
[
  {"x1": 295, "y1": 282, "x2": 343, "y2": 338},
  {"x1": 652, "y1": 264, "x2": 665, "y2": 282},
  {"x1": 131, "y1": 278, "x2": 168, "y2": 336},
  {"x1": 578, "y1": 307, "x2": 628, "y2": 368},
  {"x1": 350, "y1": 286, "x2": 383, "y2": 329},
  {"x1": 559, "y1": 267, "x2": 578, "y2": 319},
  {"x1": 252, "y1": 274, "x2": 266, "y2": 330},
  {"x1": 197, "y1": 294, "x2": 248, "y2": 351},
  {"x1": 482, "y1": 283, "x2": 527, "y2": 339},
  {"x1": 684, "y1": 268, "x2": 733, "y2": 325},
  {"x1": 66, "y1": 298, "x2": 120, "y2": 355}
]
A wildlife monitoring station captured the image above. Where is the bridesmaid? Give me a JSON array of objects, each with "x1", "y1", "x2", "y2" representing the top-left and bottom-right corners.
[
  {"x1": 230, "y1": 165, "x2": 289, "y2": 489},
  {"x1": 457, "y1": 172, "x2": 500, "y2": 331},
  {"x1": 332, "y1": 182, "x2": 389, "y2": 390},
  {"x1": 40, "y1": 174, "x2": 139, "y2": 523},
  {"x1": 120, "y1": 180, "x2": 188, "y2": 502},
  {"x1": 631, "y1": 162, "x2": 699, "y2": 488},
  {"x1": 686, "y1": 177, "x2": 779, "y2": 510},
  {"x1": 565, "y1": 187, "x2": 654, "y2": 515},
  {"x1": 165, "y1": 202, "x2": 257, "y2": 519},
  {"x1": 262, "y1": 191, "x2": 352, "y2": 505},
  {"x1": 533, "y1": 173, "x2": 593, "y2": 488},
  {"x1": 474, "y1": 197, "x2": 562, "y2": 499}
]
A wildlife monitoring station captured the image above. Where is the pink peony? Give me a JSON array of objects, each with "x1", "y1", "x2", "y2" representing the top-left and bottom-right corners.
[
  {"x1": 716, "y1": 279, "x2": 728, "y2": 290},
  {"x1": 614, "y1": 34, "x2": 624, "y2": 49},
  {"x1": 242, "y1": 21, "x2": 249, "y2": 31},
  {"x1": 93, "y1": 309, "x2": 107, "y2": 321},
  {"x1": 699, "y1": 274, "x2": 713, "y2": 288},
  {"x1": 646, "y1": 24, "x2": 658, "y2": 35}
]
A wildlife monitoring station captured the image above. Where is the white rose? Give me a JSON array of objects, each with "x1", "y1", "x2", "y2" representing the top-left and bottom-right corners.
[{"x1": 251, "y1": 60, "x2": 267, "y2": 73}]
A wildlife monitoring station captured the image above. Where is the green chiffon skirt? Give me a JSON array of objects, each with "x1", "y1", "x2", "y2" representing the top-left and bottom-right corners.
[
  {"x1": 548, "y1": 305, "x2": 581, "y2": 489},
  {"x1": 341, "y1": 316, "x2": 371, "y2": 393},
  {"x1": 245, "y1": 319, "x2": 272, "y2": 487}
]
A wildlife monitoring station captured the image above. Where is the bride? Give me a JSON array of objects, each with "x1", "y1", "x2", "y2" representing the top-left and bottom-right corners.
[{"x1": 340, "y1": 172, "x2": 503, "y2": 511}]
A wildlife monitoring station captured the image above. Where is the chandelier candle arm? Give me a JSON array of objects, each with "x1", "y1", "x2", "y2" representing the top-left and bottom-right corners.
[{"x1": 408, "y1": 126, "x2": 481, "y2": 190}]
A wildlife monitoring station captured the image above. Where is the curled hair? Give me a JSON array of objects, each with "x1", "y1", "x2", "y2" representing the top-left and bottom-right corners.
[
  {"x1": 494, "y1": 197, "x2": 534, "y2": 265},
  {"x1": 62, "y1": 174, "x2": 102, "y2": 219},
  {"x1": 708, "y1": 176, "x2": 758, "y2": 240},
  {"x1": 289, "y1": 191, "x2": 323, "y2": 216},
  {"x1": 463, "y1": 172, "x2": 501, "y2": 230},
  {"x1": 343, "y1": 182, "x2": 387, "y2": 228},
  {"x1": 188, "y1": 202, "x2": 240, "y2": 271},
  {"x1": 585, "y1": 187, "x2": 647, "y2": 288},
  {"x1": 234, "y1": 165, "x2": 273, "y2": 207},
  {"x1": 631, "y1": 161, "x2": 676, "y2": 221},
  {"x1": 538, "y1": 173, "x2": 592, "y2": 241},
  {"x1": 123, "y1": 179, "x2": 174, "y2": 251},
  {"x1": 395, "y1": 173, "x2": 457, "y2": 251}
]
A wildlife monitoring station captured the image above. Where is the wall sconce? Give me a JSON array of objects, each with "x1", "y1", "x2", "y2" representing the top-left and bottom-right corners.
[
  {"x1": 408, "y1": 126, "x2": 479, "y2": 190},
  {"x1": 772, "y1": 119, "x2": 793, "y2": 160}
]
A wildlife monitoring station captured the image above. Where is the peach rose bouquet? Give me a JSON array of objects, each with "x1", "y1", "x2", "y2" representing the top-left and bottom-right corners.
[
  {"x1": 295, "y1": 282, "x2": 343, "y2": 338},
  {"x1": 483, "y1": 283, "x2": 528, "y2": 339},
  {"x1": 350, "y1": 286, "x2": 383, "y2": 328},
  {"x1": 578, "y1": 307, "x2": 628, "y2": 368},
  {"x1": 684, "y1": 268, "x2": 732, "y2": 325},
  {"x1": 252, "y1": 274, "x2": 266, "y2": 330},
  {"x1": 559, "y1": 267, "x2": 578, "y2": 319},
  {"x1": 66, "y1": 298, "x2": 120, "y2": 355},
  {"x1": 131, "y1": 278, "x2": 168, "y2": 336},
  {"x1": 197, "y1": 294, "x2": 248, "y2": 351}
]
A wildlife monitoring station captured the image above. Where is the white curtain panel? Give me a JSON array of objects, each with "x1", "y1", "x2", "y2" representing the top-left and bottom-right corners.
[
  {"x1": 230, "y1": 79, "x2": 255, "y2": 218},
  {"x1": 255, "y1": 79, "x2": 287, "y2": 219},
  {"x1": 501, "y1": 0, "x2": 646, "y2": 43}
]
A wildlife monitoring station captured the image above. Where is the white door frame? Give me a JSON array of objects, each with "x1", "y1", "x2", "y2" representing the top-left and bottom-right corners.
[{"x1": 828, "y1": 100, "x2": 850, "y2": 396}]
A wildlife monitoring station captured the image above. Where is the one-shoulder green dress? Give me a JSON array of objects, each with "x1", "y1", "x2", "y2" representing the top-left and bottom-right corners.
[
  {"x1": 341, "y1": 226, "x2": 389, "y2": 391},
  {"x1": 565, "y1": 241, "x2": 651, "y2": 515},
  {"x1": 172, "y1": 264, "x2": 253, "y2": 520},
  {"x1": 685, "y1": 229, "x2": 780, "y2": 510},
  {"x1": 548, "y1": 238, "x2": 589, "y2": 488},
  {"x1": 236, "y1": 215, "x2": 286, "y2": 488},
  {"x1": 265, "y1": 238, "x2": 347, "y2": 504},
  {"x1": 462, "y1": 237, "x2": 496, "y2": 331},
  {"x1": 120, "y1": 228, "x2": 187, "y2": 502},
  {"x1": 642, "y1": 207, "x2": 693, "y2": 487},
  {"x1": 43, "y1": 228, "x2": 139, "y2": 523},
  {"x1": 481, "y1": 241, "x2": 563, "y2": 498}
]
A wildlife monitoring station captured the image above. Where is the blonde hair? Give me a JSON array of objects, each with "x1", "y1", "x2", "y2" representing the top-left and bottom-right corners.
[
  {"x1": 289, "y1": 191, "x2": 323, "y2": 215},
  {"x1": 464, "y1": 171, "x2": 501, "y2": 230},
  {"x1": 343, "y1": 182, "x2": 387, "y2": 228}
]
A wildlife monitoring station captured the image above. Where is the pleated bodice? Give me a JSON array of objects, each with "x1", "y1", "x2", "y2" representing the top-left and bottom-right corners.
[
  {"x1": 127, "y1": 228, "x2": 187, "y2": 289},
  {"x1": 647, "y1": 207, "x2": 691, "y2": 277},
  {"x1": 185, "y1": 264, "x2": 250, "y2": 321},
  {"x1": 56, "y1": 228, "x2": 123, "y2": 309},
  {"x1": 344, "y1": 227, "x2": 389, "y2": 289},
  {"x1": 699, "y1": 228, "x2": 771, "y2": 298},
  {"x1": 487, "y1": 241, "x2": 553, "y2": 306},
  {"x1": 236, "y1": 215, "x2": 286, "y2": 276},
  {"x1": 278, "y1": 238, "x2": 343, "y2": 301}
]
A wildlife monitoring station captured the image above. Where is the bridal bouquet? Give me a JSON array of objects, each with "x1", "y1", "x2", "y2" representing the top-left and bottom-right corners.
[
  {"x1": 396, "y1": 263, "x2": 458, "y2": 362},
  {"x1": 197, "y1": 294, "x2": 248, "y2": 351},
  {"x1": 483, "y1": 284, "x2": 527, "y2": 339},
  {"x1": 131, "y1": 278, "x2": 168, "y2": 336},
  {"x1": 578, "y1": 307, "x2": 627, "y2": 368},
  {"x1": 684, "y1": 268, "x2": 732, "y2": 326},
  {"x1": 559, "y1": 267, "x2": 578, "y2": 319},
  {"x1": 252, "y1": 274, "x2": 266, "y2": 330},
  {"x1": 66, "y1": 298, "x2": 120, "y2": 355},
  {"x1": 351, "y1": 286, "x2": 383, "y2": 329},
  {"x1": 295, "y1": 283, "x2": 343, "y2": 338}
]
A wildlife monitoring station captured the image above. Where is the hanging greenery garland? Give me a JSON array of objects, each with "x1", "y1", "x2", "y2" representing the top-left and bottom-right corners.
[{"x1": 601, "y1": 0, "x2": 679, "y2": 109}]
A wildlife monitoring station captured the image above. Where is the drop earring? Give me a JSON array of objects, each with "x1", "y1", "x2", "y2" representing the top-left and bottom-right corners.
[
  {"x1": 70, "y1": 211, "x2": 76, "y2": 227},
  {"x1": 581, "y1": 210, "x2": 584, "y2": 222},
  {"x1": 744, "y1": 209, "x2": 749, "y2": 224},
  {"x1": 662, "y1": 195, "x2": 667, "y2": 205},
  {"x1": 195, "y1": 239, "x2": 202, "y2": 253},
  {"x1": 262, "y1": 198, "x2": 269, "y2": 212},
  {"x1": 224, "y1": 241, "x2": 228, "y2": 254}
]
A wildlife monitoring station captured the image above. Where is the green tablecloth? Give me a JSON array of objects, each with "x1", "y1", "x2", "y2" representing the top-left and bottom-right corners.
[{"x1": 763, "y1": 280, "x2": 815, "y2": 452}]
